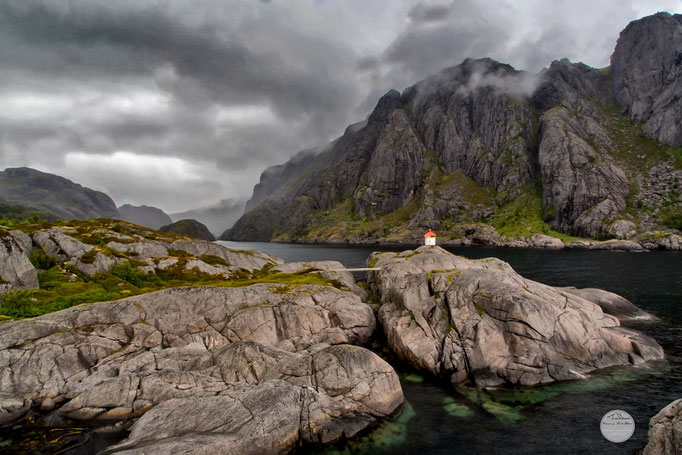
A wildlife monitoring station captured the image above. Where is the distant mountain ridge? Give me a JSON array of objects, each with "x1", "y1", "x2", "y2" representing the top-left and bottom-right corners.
[
  {"x1": 171, "y1": 199, "x2": 245, "y2": 236},
  {"x1": 0, "y1": 167, "x2": 120, "y2": 221},
  {"x1": 225, "y1": 13, "x2": 682, "y2": 245},
  {"x1": 118, "y1": 204, "x2": 173, "y2": 229},
  {"x1": 160, "y1": 219, "x2": 216, "y2": 241}
]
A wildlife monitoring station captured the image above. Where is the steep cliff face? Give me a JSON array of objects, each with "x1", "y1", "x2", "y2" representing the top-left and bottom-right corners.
[
  {"x1": 226, "y1": 13, "x2": 682, "y2": 244},
  {"x1": 405, "y1": 58, "x2": 537, "y2": 200},
  {"x1": 245, "y1": 148, "x2": 319, "y2": 212},
  {"x1": 0, "y1": 167, "x2": 120, "y2": 221},
  {"x1": 611, "y1": 13, "x2": 682, "y2": 147},
  {"x1": 532, "y1": 60, "x2": 631, "y2": 237}
]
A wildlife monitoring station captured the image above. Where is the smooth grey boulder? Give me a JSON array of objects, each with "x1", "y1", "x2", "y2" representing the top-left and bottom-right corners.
[
  {"x1": 637, "y1": 233, "x2": 682, "y2": 251},
  {"x1": 559, "y1": 287, "x2": 652, "y2": 321},
  {"x1": 168, "y1": 240, "x2": 280, "y2": 271},
  {"x1": 589, "y1": 240, "x2": 647, "y2": 252},
  {"x1": 105, "y1": 344, "x2": 402, "y2": 454},
  {"x1": 608, "y1": 220, "x2": 637, "y2": 239},
  {"x1": 527, "y1": 234, "x2": 564, "y2": 249},
  {"x1": 32, "y1": 228, "x2": 93, "y2": 261},
  {"x1": 640, "y1": 398, "x2": 682, "y2": 455},
  {"x1": 0, "y1": 284, "x2": 385, "y2": 433},
  {"x1": 0, "y1": 230, "x2": 38, "y2": 293},
  {"x1": 368, "y1": 246, "x2": 664, "y2": 387}
]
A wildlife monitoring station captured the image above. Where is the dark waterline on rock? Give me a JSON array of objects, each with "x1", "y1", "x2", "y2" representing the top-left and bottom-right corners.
[{"x1": 219, "y1": 241, "x2": 682, "y2": 455}]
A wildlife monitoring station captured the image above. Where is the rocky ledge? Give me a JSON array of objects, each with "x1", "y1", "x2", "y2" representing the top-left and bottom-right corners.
[
  {"x1": 640, "y1": 398, "x2": 682, "y2": 455},
  {"x1": 0, "y1": 284, "x2": 402, "y2": 453},
  {"x1": 367, "y1": 246, "x2": 664, "y2": 387}
]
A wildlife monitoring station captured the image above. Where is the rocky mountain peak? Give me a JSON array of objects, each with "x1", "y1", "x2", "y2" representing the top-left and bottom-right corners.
[
  {"x1": 226, "y1": 13, "x2": 682, "y2": 245},
  {"x1": 611, "y1": 12, "x2": 682, "y2": 146}
]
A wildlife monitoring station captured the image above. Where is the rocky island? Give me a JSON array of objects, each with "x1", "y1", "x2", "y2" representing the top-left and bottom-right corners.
[{"x1": 0, "y1": 218, "x2": 668, "y2": 453}]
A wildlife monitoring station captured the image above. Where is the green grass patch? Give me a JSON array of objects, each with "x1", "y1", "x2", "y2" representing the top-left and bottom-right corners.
[
  {"x1": 167, "y1": 248, "x2": 191, "y2": 258},
  {"x1": 80, "y1": 249, "x2": 98, "y2": 264},
  {"x1": 0, "y1": 267, "x2": 126, "y2": 318},
  {"x1": 0, "y1": 202, "x2": 58, "y2": 225},
  {"x1": 431, "y1": 169, "x2": 495, "y2": 206},
  {"x1": 663, "y1": 212, "x2": 682, "y2": 230},
  {"x1": 489, "y1": 187, "x2": 581, "y2": 242},
  {"x1": 199, "y1": 254, "x2": 229, "y2": 266},
  {"x1": 1, "y1": 259, "x2": 342, "y2": 319}
]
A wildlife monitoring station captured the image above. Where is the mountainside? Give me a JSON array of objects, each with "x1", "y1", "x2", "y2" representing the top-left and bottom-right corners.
[
  {"x1": 160, "y1": 218, "x2": 216, "y2": 241},
  {"x1": 118, "y1": 204, "x2": 172, "y2": 229},
  {"x1": 170, "y1": 199, "x2": 244, "y2": 236},
  {"x1": 0, "y1": 167, "x2": 120, "y2": 221},
  {"x1": 225, "y1": 13, "x2": 682, "y2": 246}
]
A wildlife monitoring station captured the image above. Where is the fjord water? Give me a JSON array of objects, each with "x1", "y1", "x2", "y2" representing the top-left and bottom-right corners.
[{"x1": 220, "y1": 241, "x2": 682, "y2": 455}]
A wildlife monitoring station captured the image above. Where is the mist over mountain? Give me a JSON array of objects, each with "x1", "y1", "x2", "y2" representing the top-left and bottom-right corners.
[
  {"x1": 171, "y1": 199, "x2": 246, "y2": 236},
  {"x1": 118, "y1": 204, "x2": 173, "y2": 229},
  {"x1": 225, "y1": 13, "x2": 682, "y2": 245}
]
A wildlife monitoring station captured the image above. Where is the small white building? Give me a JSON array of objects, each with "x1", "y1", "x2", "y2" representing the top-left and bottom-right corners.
[{"x1": 424, "y1": 228, "x2": 437, "y2": 246}]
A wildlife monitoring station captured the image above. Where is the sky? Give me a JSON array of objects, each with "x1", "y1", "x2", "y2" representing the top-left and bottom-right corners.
[{"x1": 0, "y1": 0, "x2": 680, "y2": 214}]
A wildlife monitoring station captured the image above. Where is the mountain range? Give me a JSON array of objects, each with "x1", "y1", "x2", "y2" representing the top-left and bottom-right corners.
[{"x1": 224, "y1": 13, "x2": 682, "y2": 245}]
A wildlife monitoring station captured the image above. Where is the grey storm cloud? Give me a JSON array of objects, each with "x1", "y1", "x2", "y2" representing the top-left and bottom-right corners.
[{"x1": 0, "y1": 0, "x2": 678, "y2": 215}]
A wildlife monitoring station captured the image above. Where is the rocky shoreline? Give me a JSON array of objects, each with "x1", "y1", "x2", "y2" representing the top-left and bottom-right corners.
[
  {"x1": 262, "y1": 229, "x2": 682, "y2": 252},
  {"x1": 0, "y1": 226, "x2": 673, "y2": 453}
]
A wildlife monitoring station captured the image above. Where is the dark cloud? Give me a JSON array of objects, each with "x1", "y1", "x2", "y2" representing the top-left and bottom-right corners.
[
  {"x1": 0, "y1": 0, "x2": 678, "y2": 217},
  {"x1": 407, "y1": 2, "x2": 452, "y2": 23}
]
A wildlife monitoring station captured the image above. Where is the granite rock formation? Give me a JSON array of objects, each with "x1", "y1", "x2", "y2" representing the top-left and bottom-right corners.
[
  {"x1": 640, "y1": 398, "x2": 682, "y2": 455},
  {"x1": 0, "y1": 284, "x2": 401, "y2": 453},
  {"x1": 367, "y1": 246, "x2": 664, "y2": 387},
  {"x1": 225, "y1": 13, "x2": 682, "y2": 245}
]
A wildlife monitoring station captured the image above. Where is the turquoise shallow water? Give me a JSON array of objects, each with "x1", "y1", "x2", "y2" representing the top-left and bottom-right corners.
[{"x1": 219, "y1": 241, "x2": 682, "y2": 455}]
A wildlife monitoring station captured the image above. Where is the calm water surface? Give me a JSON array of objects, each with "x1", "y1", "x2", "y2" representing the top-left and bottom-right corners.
[{"x1": 220, "y1": 241, "x2": 682, "y2": 455}]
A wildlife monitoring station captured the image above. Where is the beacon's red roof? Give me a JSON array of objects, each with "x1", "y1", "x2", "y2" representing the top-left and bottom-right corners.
[{"x1": 424, "y1": 229, "x2": 436, "y2": 237}]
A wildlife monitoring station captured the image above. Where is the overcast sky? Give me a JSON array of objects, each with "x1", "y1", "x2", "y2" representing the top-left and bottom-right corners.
[{"x1": 0, "y1": 0, "x2": 679, "y2": 213}]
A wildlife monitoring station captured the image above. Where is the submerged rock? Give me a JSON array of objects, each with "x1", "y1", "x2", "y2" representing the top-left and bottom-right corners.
[
  {"x1": 640, "y1": 398, "x2": 682, "y2": 455},
  {"x1": 368, "y1": 246, "x2": 664, "y2": 387},
  {"x1": 0, "y1": 284, "x2": 401, "y2": 453}
]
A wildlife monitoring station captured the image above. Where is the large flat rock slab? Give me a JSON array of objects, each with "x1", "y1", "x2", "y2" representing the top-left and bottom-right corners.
[
  {"x1": 0, "y1": 284, "x2": 401, "y2": 453},
  {"x1": 368, "y1": 246, "x2": 664, "y2": 387}
]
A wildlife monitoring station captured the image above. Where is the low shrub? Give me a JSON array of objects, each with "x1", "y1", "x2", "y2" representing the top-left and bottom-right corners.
[{"x1": 28, "y1": 249, "x2": 57, "y2": 270}]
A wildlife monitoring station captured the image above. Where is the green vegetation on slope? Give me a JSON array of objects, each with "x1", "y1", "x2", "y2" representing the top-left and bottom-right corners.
[
  {"x1": 0, "y1": 218, "x2": 343, "y2": 320},
  {"x1": 590, "y1": 97, "x2": 681, "y2": 172},
  {"x1": 0, "y1": 202, "x2": 58, "y2": 224},
  {"x1": 488, "y1": 184, "x2": 581, "y2": 242},
  {"x1": 287, "y1": 166, "x2": 582, "y2": 244},
  {"x1": 0, "y1": 260, "x2": 339, "y2": 320}
]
